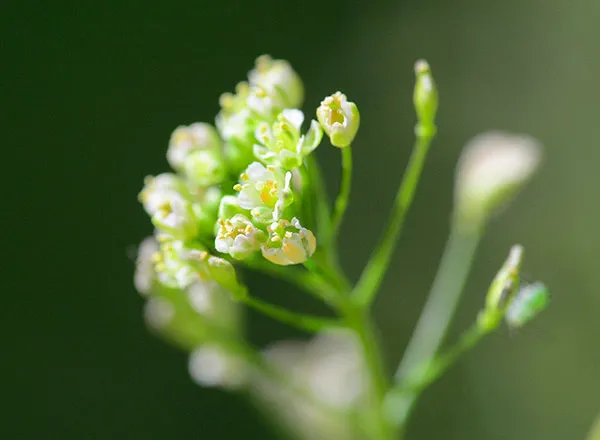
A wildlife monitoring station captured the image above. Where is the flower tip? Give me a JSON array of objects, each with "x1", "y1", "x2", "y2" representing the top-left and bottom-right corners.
[{"x1": 414, "y1": 59, "x2": 431, "y2": 75}]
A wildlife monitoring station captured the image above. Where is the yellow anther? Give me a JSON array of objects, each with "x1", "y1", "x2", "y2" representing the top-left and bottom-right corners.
[{"x1": 233, "y1": 184, "x2": 242, "y2": 192}]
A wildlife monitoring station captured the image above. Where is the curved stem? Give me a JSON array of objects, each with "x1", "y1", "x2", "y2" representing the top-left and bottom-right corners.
[
  {"x1": 331, "y1": 146, "x2": 353, "y2": 238},
  {"x1": 385, "y1": 223, "x2": 482, "y2": 426},
  {"x1": 240, "y1": 295, "x2": 341, "y2": 333},
  {"x1": 352, "y1": 131, "x2": 435, "y2": 307}
]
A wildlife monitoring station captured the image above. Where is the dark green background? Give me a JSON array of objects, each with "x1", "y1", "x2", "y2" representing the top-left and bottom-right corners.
[{"x1": 3, "y1": 0, "x2": 600, "y2": 439}]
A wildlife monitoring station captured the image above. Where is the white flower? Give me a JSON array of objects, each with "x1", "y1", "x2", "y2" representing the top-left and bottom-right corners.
[
  {"x1": 261, "y1": 217, "x2": 316, "y2": 266},
  {"x1": 254, "y1": 109, "x2": 322, "y2": 169},
  {"x1": 138, "y1": 173, "x2": 187, "y2": 215},
  {"x1": 248, "y1": 55, "x2": 304, "y2": 108},
  {"x1": 167, "y1": 123, "x2": 221, "y2": 171},
  {"x1": 455, "y1": 132, "x2": 541, "y2": 229},
  {"x1": 234, "y1": 162, "x2": 293, "y2": 222},
  {"x1": 316, "y1": 92, "x2": 360, "y2": 148},
  {"x1": 139, "y1": 174, "x2": 198, "y2": 240},
  {"x1": 134, "y1": 236, "x2": 159, "y2": 295},
  {"x1": 215, "y1": 214, "x2": 265, "y2": 260},
  {"x1": 189, "y1": 344, "x2": 247, "y2": 390}
]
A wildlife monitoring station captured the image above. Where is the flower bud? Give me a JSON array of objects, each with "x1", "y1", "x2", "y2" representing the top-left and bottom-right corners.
[
  {"x1": 454, "y1": 132, "x2": 542, "y2": 231},
  {"x1": 167, "y1": 123, "x2": 221, "y2": 171},
  {"x1": 183, "y1": 149, "x2": 226, "y2": 187},
  {"x1": 478, "y1": 244, "x2": 524, "y2": 330},
  {"x1": 215, "y1": 214, "x2": 266, "y2": 260},
  {"x1": 248, "y1": 54, "x2": 304, "y2": 108},
  {"x1": 261, "y1": 218, "x2": 316, "y2": 265},
  {"x1": 187, "y1": 280, "x2": 241, "y2": 332},
  {"x1": 505, "y1": 281, "x2": 550, "y2": 329},
  {"x1": 413, "y1": 59, "x2": 438, "y2": 134},
  {"x1": 316, "y1": 92, "x2": 360, "y2": 148}
]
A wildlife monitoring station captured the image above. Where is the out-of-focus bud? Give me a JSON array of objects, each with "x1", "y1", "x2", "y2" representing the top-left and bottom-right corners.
[
  {"x1": 234, "y1": 162, "x2": 293, "y2": 223},
  {"x1": 505, "y1": 281, "x2": 550, "y2": 329},
  {"x1": 254, "y1": 109, "x2": 323, "y2": 169},
  {"x1": 134, "y1": 236, "x2": 159, "y2": 295},
  {"x1": 454, "y1": 132, "x2": 542, "y2": 232},
  {"x1": 183, "y1": 149, "x2": 226, "y2": 187},
  {"x1": 249, "y1": 54, "x2": 304, "y2": 109},
  {"x1": 316, "y1": 92, "x2": 360, "y2": 148},
  {"x1": 478, "y1": 244, "x2": 524, "y2": 331},
  {"x1": 413, "y1": 59, "x2": 438, "y2": 135},
  {"x1": 261, "y1": 218, "x2": 316, "y2": 265},
  {"x1": 188, "y1": 344, "x2": 248, "y2": 390},
  {"x1": 167, "y1": 123, "x2": 222, "y2": 171},
  {"x1": 206, "y1": 255, "x2": 240, "y2": 294},
  {"x1": 144, "y1": 297, "x2": 175, "y2": 331},
  {"x1": 187, "y1": 280, "x2": 241, "y2": 332},
  {"x1": 215, "y1": 214, "x2": 266, "y2": 260}
]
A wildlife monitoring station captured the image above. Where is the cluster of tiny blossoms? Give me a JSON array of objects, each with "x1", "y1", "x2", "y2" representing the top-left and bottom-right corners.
[{"x1": 138, "y1": 55, "x2": 358, "y2": 298}]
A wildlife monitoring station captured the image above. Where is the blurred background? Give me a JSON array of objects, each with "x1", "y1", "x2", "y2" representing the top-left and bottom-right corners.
[{"x1": 3, "y1": 0, "x2": 600, "y2": 438}]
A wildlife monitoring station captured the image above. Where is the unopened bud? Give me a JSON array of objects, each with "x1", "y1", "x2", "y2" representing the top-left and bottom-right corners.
[
  {"x1": 479, "y1": 244, "x2": 524, "y2": 330},
  {"x1": 413, "y1": 59, "x2": 438, "y2": 135}
]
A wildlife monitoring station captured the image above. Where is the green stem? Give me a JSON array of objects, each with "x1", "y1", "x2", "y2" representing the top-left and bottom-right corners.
[
  {"x1": 331, "y1": 145, "x2": 353, "y2": 238},
  {"x1": 353, "y1": 130, "x2": 435, "y2": 307},
  {"x1": 385, "y1": 222, "x2": 482, "y2": 427},
  {"x1": 587, "y1": 414, "x2": 600, "y2": 440},
  {"x1": 240, "y1": 295, "x2": 341, "y2": 333},
  {"x1": 385, "y1": 322, "x2": 491, "y2": 422}
]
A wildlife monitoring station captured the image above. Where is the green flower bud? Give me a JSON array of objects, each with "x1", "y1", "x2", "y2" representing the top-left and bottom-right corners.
[
  {"x1": 249, "y1": 54, "x2": 304, "y2": 108},
  {"x1": 413, "y1": 59, "x2": 438, "y2": 135},
  {"x1": 254, "y1": 109, "x2": 323, "y2": 170},
  {"x1": 478, "y1": 244, "x2": 524, "y2": 330},
  {"x1": 261, "y1": 217, "x2": 316, "y2": 265},
  {"x1": 218, "y1": 195, "x2": 245, "y2": 221},
  {"x1": 316, "y1": 92, "x2": 360, "y2": 148},
  {"x1": 505, "y1": 282, "x2": 550, "y2": 329},
  {"x1": 167, "y1": 123, "x2": 222, "y2": 171},
  {"x1": 215, "y1": 214, "x2": 266, "y2": 260},
  {"x1": 454, "y1": 132, "x2": 542, "y2": 232},
  {"x1": 206, "y1": 255, "x2": 240, "y2": 294},
  {"x1": 183, "y1": 150, "x2": 226, "y2": 187}
]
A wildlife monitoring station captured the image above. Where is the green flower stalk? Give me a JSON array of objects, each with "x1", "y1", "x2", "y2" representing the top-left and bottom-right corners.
[{"x1": 133, "y1": 54, "x2": 548, "y2": 440}]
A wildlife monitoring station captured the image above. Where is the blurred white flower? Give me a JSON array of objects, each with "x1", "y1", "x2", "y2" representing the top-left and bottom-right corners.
[
  {"x1": 454, "y1": 131, "x2": 541, "y2": 230},
  {"x1": 188, "y1": 344, "x2": 247, "y2": 390}
]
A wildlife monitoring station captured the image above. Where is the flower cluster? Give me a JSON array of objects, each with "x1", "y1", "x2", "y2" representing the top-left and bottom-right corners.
[{"x1": 138, "y1": 55, "x2": 338, "y2": 280}]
